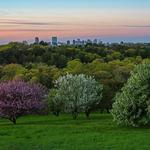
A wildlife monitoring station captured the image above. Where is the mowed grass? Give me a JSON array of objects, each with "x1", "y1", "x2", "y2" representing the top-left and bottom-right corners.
[{"x1": 0, "y1": 114, "x2": 150, "y2": 150}]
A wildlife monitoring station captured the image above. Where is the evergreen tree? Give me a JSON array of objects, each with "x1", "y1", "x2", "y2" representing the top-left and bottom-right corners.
[{"x1": 111, "y1": 64, "x2": 150, "y2": 127}]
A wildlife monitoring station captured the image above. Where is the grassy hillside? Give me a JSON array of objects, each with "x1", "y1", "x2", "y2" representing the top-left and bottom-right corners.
[{"x1": 0, "y1": 114, "x2": 150, "y2": 150}]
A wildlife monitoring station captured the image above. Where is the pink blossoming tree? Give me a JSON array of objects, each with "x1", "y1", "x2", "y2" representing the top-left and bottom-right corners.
[{"x1": 0, "y1": 80, "x2": 47, "y2": 124}]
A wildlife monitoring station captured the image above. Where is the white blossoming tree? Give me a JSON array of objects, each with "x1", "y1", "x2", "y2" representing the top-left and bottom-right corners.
[
  {"x1": 111, "y1": 64, "x2": 150, "y2": 127},
  {"x1": 54, "y1": 74, "x2": 103, "y2": 119}
]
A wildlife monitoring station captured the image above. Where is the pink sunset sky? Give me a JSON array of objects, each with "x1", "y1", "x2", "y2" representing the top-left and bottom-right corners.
[{"x1": 0, "y1": 0, "x2": 150, "y2": 43}]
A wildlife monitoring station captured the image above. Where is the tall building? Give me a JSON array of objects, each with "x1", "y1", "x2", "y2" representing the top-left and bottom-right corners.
[
  {"x1": 93, "y1": 39, "x2": 98, "y2": 44},
  {"x1": 81, "y1": 40, "x2": 85, "y2": 46},
  {"x1": 22, "y1": 41, "x2": 28, "y2": 45},
  {"x1": 35, "y1": 37, "x2": 39, "y2": 44},
  {"x1": 73, "y1": 40, "x2": 76, "y2": 45},
  {"x1": 86, "y1": 39, "x2": 92, "y2": 44},
  {"x1": 52, "y1": 37, "x2": 58, "y2": 46},
  {"x1": 77, "y1": 39, "x2": 81, "y2": 45},
  {"x1": 98, "y1": 40, "x2": 103, "y2": 45},
  {"x1": 67, "y1": 40, "x2": 71, "y2": 45}
]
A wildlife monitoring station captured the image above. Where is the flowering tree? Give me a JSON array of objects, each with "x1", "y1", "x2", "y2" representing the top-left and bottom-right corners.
[
  {"x1": 0, "y1": 80, "x2": 47, "y2": 124},
  {"x1": 54, "y1": 74, "x2": 103, "y2": 119},
  {"x1": 111, "y1": 64, "x2": 150, "y2": 127}
]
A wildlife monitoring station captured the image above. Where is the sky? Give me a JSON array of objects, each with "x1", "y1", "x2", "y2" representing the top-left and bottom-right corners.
[{"x1": 0, "y1": 0, "x2": 150, "y2": 44}]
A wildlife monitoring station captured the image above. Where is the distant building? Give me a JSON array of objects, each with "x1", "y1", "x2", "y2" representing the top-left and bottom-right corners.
[
  {"x1": 48, "y1": 42, "x2": 51, "y2": 46},
  {"x1": 52, "y1": 37, "x2": 58, "y2": 46},
  {"x1": 120, "y1": 41, "x2": 124, "y2": 45},
  {"x1": 73, "y1": 40, "x2": 76, "y2": 45},
  {"x1": 81, "y1": 40, "x2": 85, "y2": 46},
  {"x1": 93, "y1": 39, "x2": 98, "y2": 44},
  {"x1": 77, "y1": 39, "x2": 81, "y2": 45},
  {"x1": 22, "y1": 41, "x2": 28, "y2": 45},
  {"x1": 86, "y1": 39, "x2": 92, "y2": 44},
  {"x1": 98, "y1": 40, "x2": 103, "y2": 45},
  {"x1": 58, "y1": 42, "x2": 65, "y2": 46},
  {"x1": 35, "y1": 37, "x2": 39, "y2": 44},
  {"x1": 67, "y1": 40, "x2": 71, "y2": 45}
]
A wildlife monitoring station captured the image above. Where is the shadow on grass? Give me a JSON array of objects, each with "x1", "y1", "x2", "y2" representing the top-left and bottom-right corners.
[
  {"x1": 0, "y1": 114, "x2": 111, "y2": 126},
  {"x1": 18, "y1": 114, "x2": 113, "y2": 125},
  {"x1": 0, "y1": 114, "x2": 150, "y2": 130}
]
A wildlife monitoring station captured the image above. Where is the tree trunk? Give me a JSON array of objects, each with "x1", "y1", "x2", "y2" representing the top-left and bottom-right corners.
[
  {"x1": 72, "y1": 109, "x2": 78, "y2": 120},
  {"x1": 100, "y1": 109, "x2": 104, "y2": 113},
  {"x1": 10, "y1": 117, "x2": 16, "y2": 125},
  {"x1": 13, "y1": 119, "x2": 16, "y2": 125},
  {"x1": 106, "y1": 108, "x2": 110, "y2": 113},
  {"x1": 85, "y1": 111, "x2": 90, "y2": 119},
  {"x1": 72, "y1": 113, "x2": 78, "y2": 120},
  {"x1": 55, "y1": 111, "x2": 60, "y2": 117}
]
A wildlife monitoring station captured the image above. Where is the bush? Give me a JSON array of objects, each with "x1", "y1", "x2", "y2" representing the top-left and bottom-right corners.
[
  {"x1": 0, "y1": 80, "x2": 47, "y2": 124},
  {"x1": 47, "y1": 89, "x2": 64, "y2": 116},
  {"x1": 111, "y1": 64, "x2": 150, "y2": 127},
  {"x1": 54, "y1": 74, "x2": 103, "y2": 119}
]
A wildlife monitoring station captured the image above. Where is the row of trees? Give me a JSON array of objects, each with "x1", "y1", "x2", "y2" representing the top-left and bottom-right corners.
[
  {"x1": 0, "y1": 57, "x2": 146, "y2": 112},
  {"x1": 1, "y1": 64, "x2": 150, "y2": 127},
  {"x1": 0, "y1": 42, "x2": 150, "y2": 113},
  {"x1": 1, "y1": 42, "x2": 150, "y2": 126},
  {"x1": 0, "y1": 74, "x2": 103, "y2": 124},
  {"x1": 0, "y1": 42, "x2": 150, "y2": 68}
]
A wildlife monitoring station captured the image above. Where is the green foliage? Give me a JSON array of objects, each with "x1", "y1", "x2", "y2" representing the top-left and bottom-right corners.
[
  {"x1": 111, "y1": 64, "x2": 150, "y2": 127},
  {"x1": 1, "y1": 42, "x2": 149, "y2": 68},
  {"x1": 47, "y1": 89, "x2": 64, "y2": 116},
  {"x1": 85, "y1": 59, "x2": 134, "y2": 112},
  {"x1": 64, "y1": 59, "x2": 85, "y2": 74},
  {"x1": 0, "y1": 63, "x2": 62, "y2": 89},
  {"x1": 1, "y1": 64, "x2": 27, "y2": 81},
  {"x1": 0, "y1": 42, "x2": 150, "y2": 112}
]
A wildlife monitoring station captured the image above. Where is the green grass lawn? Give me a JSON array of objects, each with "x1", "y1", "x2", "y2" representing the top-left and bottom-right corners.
[{"x1": 0, "y1": 114, "x2": 150, "y2": 150}]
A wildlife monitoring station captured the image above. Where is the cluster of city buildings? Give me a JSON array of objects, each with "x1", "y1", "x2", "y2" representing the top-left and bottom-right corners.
[{"x1": 34, "y1": 37, "x2": 102, "y2": 46}]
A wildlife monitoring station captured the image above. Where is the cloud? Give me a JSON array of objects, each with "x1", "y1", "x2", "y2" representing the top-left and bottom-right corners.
[
  {"x1": 0, "y1": 29, "x2": 69, "y2": 32},
  {"x1": 0, "y1": 19, "x2": 69, "y2": 26},
  {"x1": 0, "y1": 10, "x2": 11, "y2": 16},
  {"x1": 123, "y1": 25, "x2": 150, "y2": 28}
]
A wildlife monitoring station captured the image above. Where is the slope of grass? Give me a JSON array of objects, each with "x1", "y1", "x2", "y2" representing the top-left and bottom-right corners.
[{"x1": 0, "y1": 114, "x2": 150, "y2": 150}]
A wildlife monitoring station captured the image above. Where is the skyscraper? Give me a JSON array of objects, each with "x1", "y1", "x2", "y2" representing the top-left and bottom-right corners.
[
  {"x1": 52, "y1": 37, "x2": 58, "y2": 46},
  {"x1": 77, "y1": 39, "x2": 81, "y2": 45},
  {"x1": 73, "y1": 40, "x2": 76, "y2": 45},
  {"x1": 67, "y1": 40, "x2": 71, "y2": 45},
  {"x1": 86, "y1": 39, "x2": 92, "y2": 44},
  {"x1": 35, "y1": 37, "x2": 39, "y2": 44},
  {"x1": 93, "y1": 39, "x2": 98, "y2": 44}
]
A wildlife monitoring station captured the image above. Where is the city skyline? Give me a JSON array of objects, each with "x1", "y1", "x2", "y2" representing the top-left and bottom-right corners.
[{"x1": 0, "y1": 0, "x2": 150, "y2": 44}]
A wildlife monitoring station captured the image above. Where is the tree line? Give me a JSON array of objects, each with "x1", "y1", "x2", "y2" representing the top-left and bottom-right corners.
[{"x1": 0, "y1": 42, "x2": 150, "y2": 126}]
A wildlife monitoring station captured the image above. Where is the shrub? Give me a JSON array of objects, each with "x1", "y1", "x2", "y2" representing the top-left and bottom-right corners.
[
  {"x1": 111, "y1": 64, "x2": 150, "y2": 127},
  {"x1": 0, "y1": 80, "x2": 47, "y2": 124},
  {"x1": 47, "y1": 89, "x2": 64, "y2": 116},
  {"x1": 54, "y1": 74, "x2": 103, "y2": 119}
]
